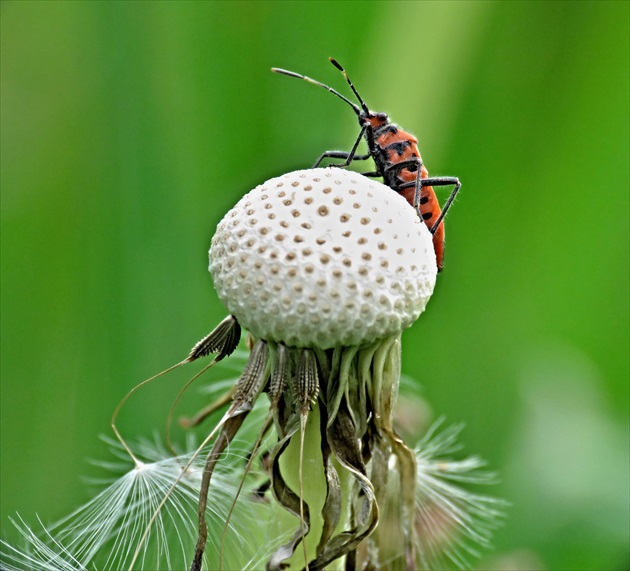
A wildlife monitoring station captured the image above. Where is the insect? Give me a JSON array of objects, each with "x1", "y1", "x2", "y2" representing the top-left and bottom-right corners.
[{"x1": 272, "y1": 58, "x2": 461, "y2": 271}]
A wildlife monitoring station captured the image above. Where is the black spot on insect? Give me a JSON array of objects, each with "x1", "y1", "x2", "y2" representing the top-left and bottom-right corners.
[
  {"x1": 385, "y1": 141, "x2": 411, "y2": 156},
  {"x1": 420, "y1": 196, "x2": 429, "y2": 205},
  {"x1": 422, "y1": 211, "x2": 433, "y2": 220},
  {"x1": 375, "y1": 124, "x2": 398, "y2": 137}
]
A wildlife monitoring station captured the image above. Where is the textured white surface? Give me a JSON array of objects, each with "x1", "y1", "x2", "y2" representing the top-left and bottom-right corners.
[{"x1": 209, "y1": 168, "x2": 437, "y2": 348}]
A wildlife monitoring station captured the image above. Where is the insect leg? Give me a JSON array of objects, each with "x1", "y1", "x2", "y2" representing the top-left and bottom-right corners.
[
  {"x1": 313, "y1": 151, "x2": 371, "y2": 168},
  {"x1": 412, "y1": 160, "x2": 424, "y2": 214},
  {"x1": 384, "y1": 158, "x2": 425, "y2": 214},
  {"x1": 383, "y1": 159, "x2": 422, "y2": 175},
  {"x1": 420, "y1": 176, "x2": 461, "y2": 234},
  {"x1": 313, "y1": 124, "x2": 368, "y2": 168}
]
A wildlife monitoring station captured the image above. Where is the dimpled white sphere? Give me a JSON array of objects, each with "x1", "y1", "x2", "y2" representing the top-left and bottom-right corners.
[{"x1": 209, "y1": 168, "x2": 437, "y2": 349}]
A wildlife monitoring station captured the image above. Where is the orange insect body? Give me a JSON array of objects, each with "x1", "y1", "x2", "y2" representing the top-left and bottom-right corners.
[
  {"x1": 273, "y1": 59, "x2": 460, "y2": 271},
  {"x1": 370, "y1": 119, "x2": 446, "y2": 268}
]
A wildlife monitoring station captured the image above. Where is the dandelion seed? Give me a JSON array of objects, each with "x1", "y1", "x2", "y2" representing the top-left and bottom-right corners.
[
  {"x1": 0, "y1": 435, "x2": 281, "y2": 571},
  {"x1": 413, "y1": 422, "x2": 508, "y2": 570}
]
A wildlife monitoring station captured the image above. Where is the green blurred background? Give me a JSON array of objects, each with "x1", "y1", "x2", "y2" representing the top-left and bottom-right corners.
[{"x1": 1, "y1": 1, "x2": 628, "y2": 569}]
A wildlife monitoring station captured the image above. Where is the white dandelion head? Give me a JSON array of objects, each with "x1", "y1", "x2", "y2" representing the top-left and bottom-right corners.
[{"x1": 210, "y1": 168, "x2": 437, "y2": 348}]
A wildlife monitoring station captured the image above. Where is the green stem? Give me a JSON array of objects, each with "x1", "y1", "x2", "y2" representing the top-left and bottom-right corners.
[{"x1": 277, "y1": 405, "x2": 351, "y2": 570}]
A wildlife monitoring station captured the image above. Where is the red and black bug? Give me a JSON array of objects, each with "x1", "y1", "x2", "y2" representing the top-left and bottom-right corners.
[{"x1": 272, "y1": 58, "x2": 461, "y2": 271}]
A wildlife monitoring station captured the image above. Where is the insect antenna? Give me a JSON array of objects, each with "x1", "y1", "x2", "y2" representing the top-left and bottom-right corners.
[
  {"x1": 329, "y1": 58, "x2": 370, "y2": 115},
  {"x1": 272, "y1": 66, "x2": 362, "y2": 116}
]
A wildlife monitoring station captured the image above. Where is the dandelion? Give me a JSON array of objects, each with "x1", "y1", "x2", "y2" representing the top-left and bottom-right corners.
[
  {"x1": 182, "y1": 167, "x2": 435, "y2": 569},
  {"x1": 1, "y1": 168, "x2": 504, "y2": 571}
]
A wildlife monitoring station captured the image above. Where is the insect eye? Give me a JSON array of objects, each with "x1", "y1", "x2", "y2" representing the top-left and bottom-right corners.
[{"x1": 376, "y1": 112, "x2": 388, "y2": 121}]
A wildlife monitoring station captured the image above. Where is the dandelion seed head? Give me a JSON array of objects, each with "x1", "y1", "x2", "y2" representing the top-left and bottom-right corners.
[{"x1": 210, "y1": 168, "x2": 437, "y2": 348}]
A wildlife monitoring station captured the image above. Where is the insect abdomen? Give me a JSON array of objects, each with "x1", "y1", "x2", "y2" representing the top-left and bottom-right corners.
[{"x1": 375, "y1": 128, "x2": 445, "y2": 270}]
